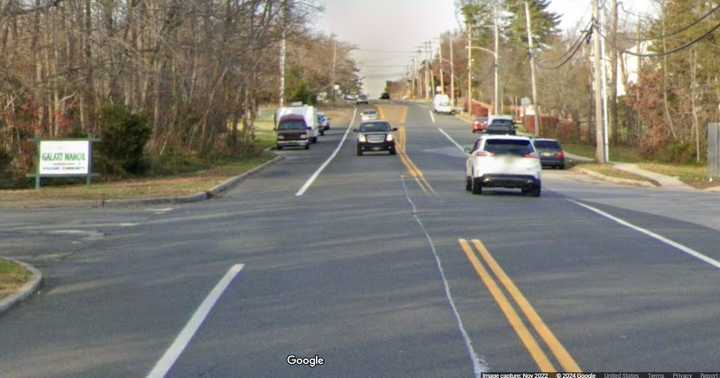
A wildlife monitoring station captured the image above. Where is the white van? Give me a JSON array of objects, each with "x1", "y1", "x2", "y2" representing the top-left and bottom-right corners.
[
  {"x1": 432, "y1": 94, "x2": 453, "y2": 114},
  {"x1": 276, "y1": 104, "x2": 320, "y2": 143}
]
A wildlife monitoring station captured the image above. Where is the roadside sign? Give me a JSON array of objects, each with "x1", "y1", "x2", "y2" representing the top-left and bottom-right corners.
[
  {"x1": 32, "y1": 138, "x2": 99, "y2": 190},
  {"x1": 39, "y1": 140, "x2": 90, "y2": 176}
]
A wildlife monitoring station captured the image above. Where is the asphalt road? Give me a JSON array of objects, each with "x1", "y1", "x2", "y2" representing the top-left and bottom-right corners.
[{"x1": 2, "y1": 101, "x2": 720, "y2": 377}]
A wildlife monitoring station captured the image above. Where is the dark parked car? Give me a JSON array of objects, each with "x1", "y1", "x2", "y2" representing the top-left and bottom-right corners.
[
  {"x1": 533, "y1": 138, "x2": 566, "y2": 169},
  {"x1": 380, "y1": 92, "x2": 390, "y2": 100},
  {"x1": 354, "y1": 121, "x2": 397, "y2": 156},
  {"x1": 485, "y1": 119, "x2": 516, "y2": 135}
]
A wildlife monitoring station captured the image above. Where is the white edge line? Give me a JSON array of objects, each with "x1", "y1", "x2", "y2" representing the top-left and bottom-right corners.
[
  {"x1": 569, "y1": 199, "x2": 720, "y2": 270},
  {"x1": 401, "y1": 175, "x2": 487, "y2": 376},
  {"x1": 429, "y1": 110, "x2": 436, "y2": 124},
  {"x1": 295, "y1": 108, "x2": 357, "y2": 197},
  {"x1": 438, "y1": 128, "x2": 468, "y2": 156},
  {"x1": 147, "y1": 264, "x2": 245, "y2": 378}
]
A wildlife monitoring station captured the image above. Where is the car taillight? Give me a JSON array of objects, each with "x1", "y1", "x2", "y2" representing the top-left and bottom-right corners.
[
  {"x1": 475, "y1": 151, "x2": 494, "y2": 157},
  {"x1": 556, "y1": 151, "x2": 565, "y2": 159},
  {"x1": 300, "y1": 133, "x2": 308, "y2": 139},
  {"x1": 524, "y1": 152, "x2": 539, "y2": 159}
]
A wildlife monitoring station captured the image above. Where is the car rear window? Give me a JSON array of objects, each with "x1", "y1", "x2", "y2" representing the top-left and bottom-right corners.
[
  {"x1": 278, "y1": 121, "x2": 306, "y2": 130},
  {"x1": 484, "y1": 139, "x2": 533, "y2": 156},
  {"x1": 534, "y1": 140, "x2": 561, "y2": 149},
  {"x1": 490, "y1": 119, "x2": 513, "y2": 127},
  {"x1": 486, "y1": 124, "x2": 514, "y2": 134},
  {"x1": 359, "y1": 122, "x2": 390, "y2": 132}
]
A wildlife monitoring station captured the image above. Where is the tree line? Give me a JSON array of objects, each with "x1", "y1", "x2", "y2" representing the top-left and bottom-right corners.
[{"x1": 0, "y1": 0, "x2": 360, "y2": 185}]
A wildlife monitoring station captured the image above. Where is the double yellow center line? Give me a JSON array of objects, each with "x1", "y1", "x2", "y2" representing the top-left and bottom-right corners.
[
  {"x1": 458, "y1": 239, "x2": 581, "y2": 372},
  {"x1": 376, "y1": 106, "x2": 434, "y2": 194}
]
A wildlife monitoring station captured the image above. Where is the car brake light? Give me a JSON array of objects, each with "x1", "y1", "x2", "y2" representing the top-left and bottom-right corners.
[
  {"x1": 475, "y1": 151, "x2": 494, "y2": 157},
  {"x1": 557, "y1": 151, "x2": 565, "y2": 159}
]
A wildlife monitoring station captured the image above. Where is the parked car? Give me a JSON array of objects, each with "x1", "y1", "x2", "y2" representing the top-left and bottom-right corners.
[
  {"x1": 380, "y1": 92, "x2": 390, "y2": 100},
  {"x1": 354, "y1": 121, "x2": 398, "y2": 156},
  {"x1": 472, "y1": 117, "x2": 489, "y2": 134},
  {"x1": 356, "y1": 94, "x2": 369, "y2": 105},
  {"x1": 276, "y1": 104, "x2": 319, "y2": 143},
  {"x1": 317, "y1": 113, "x2": 330, "y2": 133},
  {"x1": 533, "y1": 138, "x2": 566, "y2": 169},
  {"x1": 465, "y1": 135, "x2": 542, "y2": 197},
  {"x1": 276, "y1": 115, "x2": 310, "y2": 150},
  {"x1": 360, "y1": 110, "x2": 378, "y2": 122},
  {"x1": 432, "y1": 94, "x2": 454, "y2": 114}
]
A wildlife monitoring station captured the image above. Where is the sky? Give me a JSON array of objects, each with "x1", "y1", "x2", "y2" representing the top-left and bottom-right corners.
[{"x1": 314, "y1": 0, "x2": 655, "y2": 97}]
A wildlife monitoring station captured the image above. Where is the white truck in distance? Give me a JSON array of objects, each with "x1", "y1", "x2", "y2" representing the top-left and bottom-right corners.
[
  {"x1": 275, "y1": 104, "x2": 320, "y2": 143},
  {"x1": 432, "y1": 94, "x2": 454, "y2": 114}
]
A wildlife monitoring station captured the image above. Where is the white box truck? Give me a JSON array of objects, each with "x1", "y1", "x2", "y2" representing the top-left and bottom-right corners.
[{"x1": 275, "y1": 104, "x2": 320, "y2": 144}]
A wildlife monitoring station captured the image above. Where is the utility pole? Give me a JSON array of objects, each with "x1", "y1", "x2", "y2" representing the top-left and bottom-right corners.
[
  {"x1": 427, "y1": 41, "x2": 435, "y2": 98},
  {"x1": 493, "y1": 3, "x2": 500, "y2": 115},
  {"x1": 439, "y1": 39, "x2": 445, "y2": 94},
  {"x1": 524, "y1": 0, "x2": 540, "y2": 136},
  {"x1": 449, "y1": 32, "x2": 456, "y2": 107},
  {"x1": 330, "y1": 38, "x2": 337, "y2": 103},
  {"x1": 467, "y1": 23, "x2": 473, "y2": 114},
  {"x1": 279, "y1": 0, "x2": 288, "y2": 108},
  {"x1": 609, "y1": 0, "x2": 619, "y2": 144},
  {"x1": 600, "y1": 7, "x2": 610, "y2": 162},
  {"x1": 592, "y1": 0, "x2": 606, "y2": 163}
]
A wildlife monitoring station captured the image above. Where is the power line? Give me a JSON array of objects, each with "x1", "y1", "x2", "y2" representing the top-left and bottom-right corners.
[
  {"x1": 536, "y1": 28, "x2": 591, "y2": 70},
  {"x1": 597, "y1": 17, "x2": 720, "y2": 57},
  {"x1": 614, "y1": 2, "x2": 720, "y2": 42}
]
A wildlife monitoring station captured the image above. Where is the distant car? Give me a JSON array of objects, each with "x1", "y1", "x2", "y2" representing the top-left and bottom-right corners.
[
  {"x1": 356, "y1": 94, "x2": 369, "y2": 105},
  {"x1": 317, "y1": 113, "x2": 330, "y2": 132},
  {"x1": 360, "y1": 110, "x2": 378, "y2": 122},
  {"x1": 485, "y1": 117, "x2": 516, "y2": 135},
  {"x1": 354, "y1": 121, "x2": 398, "y2": 156},
  {"x1": 432, "y1": 94, "x2": 454, "y2": 114},
  {"x1": 533, "y1": 138, "x2": 566, "y2": 169},
  {"x1": 380, "y1": 92, "x2": 390, "y2": 100},
  {"x1": 472, "y1": 117, "x2": 489, "y2": 133},
  {"x1": 465, "y1": 135, "x2": 542, "y2": 197},
  {"x1": 344, "y1": 94, "x2": 357, "y2": 102},
  {"x1": 276, "y1": 115, "x2": 310, "y2": 150}
]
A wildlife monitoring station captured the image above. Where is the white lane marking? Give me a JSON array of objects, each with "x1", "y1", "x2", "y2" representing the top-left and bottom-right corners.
[
  {"x1": 569, "y1": 200, "x2": 720, "y2": 270},
  {"x1": 429, "y1": 110, "x2": 436, "y2": 124},
  {"x1": 147, "y1": 208, "x2": 174, "y2": 215},
  {"x1": 401, "y1": 176, "x2": 487, "y2": 376},
  {"x1": 295, "y1": 108, "x2": 357, "y2": 197},
  {"x1": 438, "y1": 128, "x2": 467, "y2": 155},
  {"x1": 147, "y1": 264, "x2": 245, "y2": 378}
]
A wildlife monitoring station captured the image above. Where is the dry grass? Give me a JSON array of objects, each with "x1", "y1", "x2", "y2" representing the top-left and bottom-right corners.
[
  {"x1": 639, "y1": 163, "x2": 720, "y2": 189},
  {"x1": 0, "y1": 259, "x2": 30, "y2": 299},
  {"x1": 573, "y1": 163, "x2": 659, "y2": 185},
  {"x1": 0, "y1": 154, "x2": 273, "y2": 207}
]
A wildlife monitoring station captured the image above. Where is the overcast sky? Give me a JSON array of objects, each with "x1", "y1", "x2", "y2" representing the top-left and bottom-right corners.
[{"x1": 314, "y1": 0, "x2": 654, "y2": 97}]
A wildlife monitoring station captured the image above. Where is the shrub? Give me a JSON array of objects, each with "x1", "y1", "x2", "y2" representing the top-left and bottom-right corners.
[{"x1": 96, "y1": 104, "x2": 152, "y2": 175}]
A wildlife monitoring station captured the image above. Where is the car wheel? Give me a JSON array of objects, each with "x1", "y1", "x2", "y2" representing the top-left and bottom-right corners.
[
  {"x1": 559, "y1": 162, "x2": 566, "y2": 170},
  {"x1": 389, "y1": 147, "x2": 396, "y2": 155},
  {"x1": 472, "y1": 177, "x2": 483, "y2": 195},
  {"x1": 465, "y1": 176, "x2": 472, "y2": 192},
  {"x1": 304, "y1": 143, "x2": 310, "y2": 150},
  {"x1": 276, "y1": 145, "x2": 283, "y2": 150},
  {"x1": 356, "y1": 146, "x2": 363, "y2": 156},
  {"x1": 311, "y1": 137, "x2": 318, "y2": 144},
  {"x1": 319, "y1": 130, "x2": 325, "y2": 136}
]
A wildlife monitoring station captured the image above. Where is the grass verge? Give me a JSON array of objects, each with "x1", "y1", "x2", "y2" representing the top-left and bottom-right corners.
[
  {"x1": 572, "y1": 163, "x2": 659, "y2": 185},
  {"x1": 0, "y1": 259, "x2": 31, "y2": 299},
  {"x1": 563, "y1": 143, "x2": 643, "y2": 163},
  {"x1": 0, "y1": 153, "x2": 274, "y2": 205},
  {"x1": 638, "y1": 163, "x2": 720, "y2": 189}
]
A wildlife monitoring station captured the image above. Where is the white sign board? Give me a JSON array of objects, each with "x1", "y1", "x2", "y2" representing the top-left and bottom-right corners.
[{"x1": 39, "y1": 140, "x2": 90, "y2": 176}]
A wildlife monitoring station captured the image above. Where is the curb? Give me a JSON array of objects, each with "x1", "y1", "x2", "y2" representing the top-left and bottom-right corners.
[
  {"x1": 574, "y1": 167, "x2": 658, "y2": 187},
  {"x1": 102, "y1": 154, "x2": 284, "y2": 207},
  {"x1": 0, "y1": 258, "x2": 43, "y2": 316}
]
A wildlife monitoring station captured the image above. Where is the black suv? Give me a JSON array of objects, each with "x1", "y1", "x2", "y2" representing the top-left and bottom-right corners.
[{"x1": 354, "y1": 121, "x2": 397, "y2": 156}]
